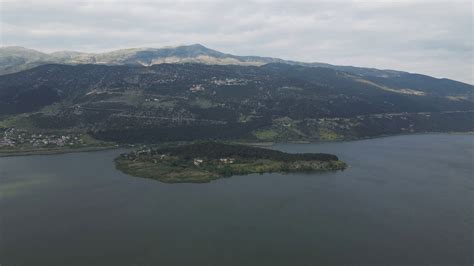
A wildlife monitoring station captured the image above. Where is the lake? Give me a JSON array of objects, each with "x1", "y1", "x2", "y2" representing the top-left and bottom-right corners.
[{"x1": 1, "y1": 134, "x2": 473, "y2": 266}]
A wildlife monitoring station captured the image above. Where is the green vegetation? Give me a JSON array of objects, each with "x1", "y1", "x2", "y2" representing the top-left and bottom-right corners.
[
  {"x1": 317, "y1": 128, "x2": 343, "y2": 141},
  {"x1": 253, "y1": 129, "x2": 279, "y2": 141},
  {"x1": 253, "y1": 117, "x2": 308, "y2": 141},
  {"x1": 115, "y1": 142, "x2": 346, "y2": 183},
  {"x1": 0, "y1": 60, "x2": 472, "y2": 144},
  {"x1": 190, "y1": 97, "x2": 217, "y2": 108},
  {"x1": 0, "y1": 114, "x2": 35, "y2": 130}
]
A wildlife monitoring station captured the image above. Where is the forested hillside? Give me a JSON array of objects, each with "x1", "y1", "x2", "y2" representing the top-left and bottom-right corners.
[{"x1": 0, "y1": 62, "x2": 472, "y2": 143}]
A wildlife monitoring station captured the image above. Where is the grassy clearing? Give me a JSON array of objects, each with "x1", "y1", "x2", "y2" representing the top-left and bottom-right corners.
[
  {"x1": 253, "y1": 129, "x2": 279, "y2": 141},
  {"x1": 0, "y1": 114, "x2": 35, "y2": 130},
  {"x1": 190, "y1": 97, "x2": 216, "y2": 109},
  {"x1": 253, "y1": 118, "x2": 307, "y2": 141},
  {"x1": 317, "y1": 128, "x2": 343, "y2": 141}
]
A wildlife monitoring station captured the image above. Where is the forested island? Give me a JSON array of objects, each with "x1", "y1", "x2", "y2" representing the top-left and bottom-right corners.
[{"x1": 115, "y1": 142, "x2": 346, "y2": 183}]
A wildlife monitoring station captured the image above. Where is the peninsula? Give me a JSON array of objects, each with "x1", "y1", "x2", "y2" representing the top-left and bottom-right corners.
[{"x1": 115, "y1": 142, "x2": 346, "y2": 183}]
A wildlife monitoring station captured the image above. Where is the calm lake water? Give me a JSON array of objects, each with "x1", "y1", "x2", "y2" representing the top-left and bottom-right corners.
[{"x1": 0, "y1": 134, "x2": 473, "y2": 266}]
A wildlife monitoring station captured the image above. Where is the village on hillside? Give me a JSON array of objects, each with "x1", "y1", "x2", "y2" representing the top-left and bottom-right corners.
[{"x1": 0, "y1": 128, "x2": 88, "y2": 150}]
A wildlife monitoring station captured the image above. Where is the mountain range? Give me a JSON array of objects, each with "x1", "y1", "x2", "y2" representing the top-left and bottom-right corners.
[
  {"x1": 0, "y1": 44, "x2": 472, "y2": 143},
  {"x1": 0, "y1": 44, "x2": 416, "y2": 78}
]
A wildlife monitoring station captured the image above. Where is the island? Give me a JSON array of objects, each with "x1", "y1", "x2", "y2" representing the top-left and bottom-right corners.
[{"x1": 115, "y1": 142, "x2": 347, "y2": 183}]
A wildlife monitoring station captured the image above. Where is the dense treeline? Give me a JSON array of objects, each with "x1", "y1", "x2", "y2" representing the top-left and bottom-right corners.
[
  {"x1": 151, "y1": 142, "x2": 339, "y2": 162},
  {"x1": 91, "y1": 111, "x2": 474, "y2": 143},
  {"x1": 350, "y1": 111, "x2": 474, "y2": 138},
  {"x1": 90, "y1": 119, "x2": 270, "y2": 143}
]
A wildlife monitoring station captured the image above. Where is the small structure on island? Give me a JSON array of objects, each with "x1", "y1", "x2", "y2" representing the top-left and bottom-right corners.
[
  {"x1": 219, "y1": 158, "x2": 235, "y2": 164},
  {"x1": 189, "y1": 84, "x2": 205, "y2": 93},
  {"x1": 194, "y1": 159, "x2": 204, "y2": 166}
]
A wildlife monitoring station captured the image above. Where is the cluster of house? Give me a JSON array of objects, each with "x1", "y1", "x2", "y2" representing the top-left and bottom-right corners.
[
  {"x1": 145, "y1": 98, "x2": 160, "y2": 102},
  {"x1": 219, "y1": 158, "x2": 235, "y2": 164},
  {"x1": 210, "y1": 78, "x2": 247, "y2": 86},
  {"x1": 188, "y1": 79, "x2": 249, "y2": 94},
  {"x1": 121, "y1": 148, "x2": 155, "y2": 160},
  {"x1": 0, "y1": 128, "x2": 85, "y2": 148},
  {"x1": 318, "y1": 113, "x2": 419, "y2": 133},
  {"x1": 189, "y1": 84, "x2": 205, "y2": 93},
  {"x1": 193, "y1": 157, "x2": 235, "y2": 166},
  {"x1": 122, "y1": 148, "x2": 236, "y2": 166},
  {"x1": 0, "y1": 135, "x2": 15, "y2": 147}
]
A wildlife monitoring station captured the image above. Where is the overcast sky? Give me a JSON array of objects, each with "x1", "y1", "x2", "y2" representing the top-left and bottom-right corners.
[{"x1": 1, "y1": 0, "x2": 472, "y2": 83}]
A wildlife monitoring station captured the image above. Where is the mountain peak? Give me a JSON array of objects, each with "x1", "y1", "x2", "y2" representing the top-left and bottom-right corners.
[
  {"x1": 1, "y1": 46, "x2": 44, "y2": 53},
  {"x1": 0, "y1": 46, "x2": 49, "y2": 60},
  {"x1": 175, "y1": 43, "x2": 218, "y2": 53},
  {"x1": 188, "y1": 43, "x2": 207, "y2": 48}
]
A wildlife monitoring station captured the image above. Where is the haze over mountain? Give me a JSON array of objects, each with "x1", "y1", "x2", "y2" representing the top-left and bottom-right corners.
[{"x1": 0, "y1": 44, "x2": 445, "y2": 81}]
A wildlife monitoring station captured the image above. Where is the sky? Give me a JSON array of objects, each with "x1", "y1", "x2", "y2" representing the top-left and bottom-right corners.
[{"x1": 0, "y1": 0, "x2": 473, "y2": 83}]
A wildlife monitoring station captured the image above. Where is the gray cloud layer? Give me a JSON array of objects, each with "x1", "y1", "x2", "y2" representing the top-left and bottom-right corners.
[{"x1": 1, "y1": 0, "x2": 472, "y2": 83}]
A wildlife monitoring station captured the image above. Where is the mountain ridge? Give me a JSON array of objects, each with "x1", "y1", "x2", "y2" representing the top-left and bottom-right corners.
[{"x1": 0, "y1": 43, "x2": 447, "y2": 82}]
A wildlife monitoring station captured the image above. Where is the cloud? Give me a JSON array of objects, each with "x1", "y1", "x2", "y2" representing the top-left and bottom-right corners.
[{"x1": 0, "y1": 0, "x2": 472, "y2": 83}]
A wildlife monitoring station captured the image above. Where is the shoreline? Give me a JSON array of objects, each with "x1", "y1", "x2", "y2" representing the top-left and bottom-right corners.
[
  {"x1": 0, "y1": 145, "x2": 119, "y2": 157},
  {"x1": 1, "y1": 131, "x2": 472, "y2": 157},
  {"x1": 236, "y1": 130, "x2": 474, "y2": 146}
]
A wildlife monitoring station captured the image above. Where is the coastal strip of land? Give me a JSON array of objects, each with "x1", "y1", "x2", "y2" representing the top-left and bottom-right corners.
[{"x1": 0, "y1": 145, "x2": 118, "y2": 157}]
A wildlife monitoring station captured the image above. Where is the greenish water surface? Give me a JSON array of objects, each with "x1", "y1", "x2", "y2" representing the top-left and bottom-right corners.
[{"x1": 1, "y1": 134, "x2": 472, "y2": 265}]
